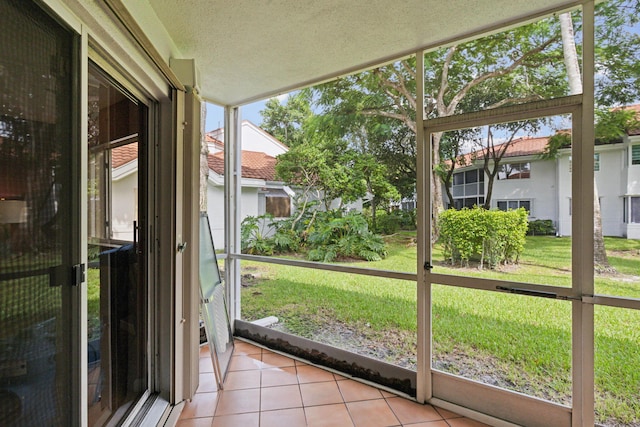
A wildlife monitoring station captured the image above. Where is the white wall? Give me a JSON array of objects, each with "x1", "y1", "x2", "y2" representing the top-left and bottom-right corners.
[
  {"x1": 209, "y1": 121, "x2": 288, "y2": 157},
  {"x1": 597, "y1": 147, "x2": 625, "y2": 237},
  {"x1": 206, "y1": 181, "x2": 261, "y2": 248},
  {"x1": 556, "y1": 153, "x2": 572, "y2": 236},
  {"x1": 111, "y1": 171, "x2": 137, "y2": 241},
  {"x1": 490, "y1": 158, "x2": 557, "y2": 222},
  {"x1": 626, "y1": 137, "x2": 640, "y2": 194},
  {"x1": 241, "y1": 123, "x2": 288, "y2": 157}
]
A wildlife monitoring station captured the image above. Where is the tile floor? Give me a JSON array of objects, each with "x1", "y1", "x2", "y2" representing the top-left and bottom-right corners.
[{"x1": 177, "y1": 340, "x2": 490, "y2": 427}]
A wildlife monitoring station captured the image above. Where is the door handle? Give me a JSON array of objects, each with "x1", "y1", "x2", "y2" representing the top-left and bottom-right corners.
[{"x1": 177, "y1": 242, "x2": 188, "y2": 253}]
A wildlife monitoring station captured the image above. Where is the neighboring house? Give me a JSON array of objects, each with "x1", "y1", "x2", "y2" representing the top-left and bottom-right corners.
[
  {"x1": 110, "y1": 142, "x2": 139, "y2": 241},
  {"x1": 108, "y1": 121, "x2": 295, "y2": 248},
  {"x1": 445, "y1": 105, "x2": 640, "y2": 238},
  {"x1": 205, "y1": 120, "x2": 363, "y2": 246},
  {"x1": 205, "y1": 122, "x2": 293, "y2": 246},
  {"x1": 207, "y1": 120, "x2": 289, "y2": 158},
  {"x1": 110, "y1": 120, "x2": 364, "y2": 248}
]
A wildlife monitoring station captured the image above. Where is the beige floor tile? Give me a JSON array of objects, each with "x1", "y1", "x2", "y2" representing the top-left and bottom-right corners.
[
  {"x1": 198, "y1": 341, "x2": 497, "y2": 427},
  {"x1": 199, "y1": 356, "x2": 214, "y2": 373},
  {"x1": 260, "y1": 407, "x2": 307, "y2": 427},
  {"x1": 338, "y1": 379, "x2": 384, "y2": 402},
  {"x1": 222, "y1": 370, "x2": 261, "y2": 390},
  {"x1": 402, "y1": 421, "x2": 450, "y2": 427},
  {"x1": 233, "y1": 341, "x2": 262, "y2": 356},
  {"x1": 300, "y1": 381, "x2": 344, "y2": 407},
  {"x1": 447, "y1": 417, "x2": 492, "y2": 427},
  {"x1": 305, "y1": 403, "x2": 355, "y2": 427},
  {"x1": 333, "y1": 372, "x2": 350, "y2": 381},
  {"x1": 346, "y1": 399, "x2": 400, "y2": 427},
  {"x1": 385, "y1": 397, "x2": 443, "y2": 425},
  {"x1": 179, "y1": 392, "x2": 218, "y2": 419},
  {"x1": 296, "y1": 365, "x2": 335, "y2": 384},
  {"x1": 434, "y1": 406, "x2": 463, "y2": 420},
  {"x1": 261, "y1": 366, "x2": 299, "y2": 387},
  {"x1": 214, "y1": 388, "x2": 260, "y2": 416},
  {"x1": 176, "y1": 417, "x2": 214, "y2": 427},
  {"x1": 227, "y1": 354, "x2": 264, "y2": 372},
  {"x1": 262, "y1": 352, "x2": 296, "y2": 368},
  {"x1": 199, "y1": 345, "x2": 210, "y2": 358},
  {"x1": 380, "y1": 390, "x2": 397, "y2": 398},
  {"x1": 197, "y1": 372, "x2": 219, "y2": 393},
  {"x1": 260, "y1": 384, "x2": 303, "y2": 411},
  {"x1": 211, "y1": 412, "x2": 259, "y2": 427}
]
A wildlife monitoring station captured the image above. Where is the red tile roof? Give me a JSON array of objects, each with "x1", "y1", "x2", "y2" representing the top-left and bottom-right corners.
[
  {"x1": 108, "y1": 140, "x2": 277, "y2": 180},
  {"x1": 455, "y1": 135, "x2": 551, "y2": 166},
  {"x1": 620, "y1": 104, "x2": 640, "y2": 136},
  {"x1": 208, "y1": 150, "x2": 278, "y2": 181},
  {"x1": 205, "y1": 133, "x2": 223, "y2": 147},
  {"x1": 111, "y1": 143, "x2": 138, "y2": 168}
]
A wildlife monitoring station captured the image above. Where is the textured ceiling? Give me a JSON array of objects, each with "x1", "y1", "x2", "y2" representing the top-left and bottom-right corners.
[{"x1": 143, "y1": 0, "x2": 576, "y2": 106}]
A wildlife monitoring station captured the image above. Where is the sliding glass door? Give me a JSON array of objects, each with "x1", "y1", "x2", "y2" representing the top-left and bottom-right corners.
[
  {"x1": 0, "y1": 1, "x2": 75, "y2": 425},
  {"x1": 86, "y1": 63, "x2": 148, "y2": 426}
]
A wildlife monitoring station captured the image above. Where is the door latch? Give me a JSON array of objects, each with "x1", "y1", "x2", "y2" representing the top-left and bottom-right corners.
[{"x1": 72, "y1": 264, "x2": 85, "y2": 286}]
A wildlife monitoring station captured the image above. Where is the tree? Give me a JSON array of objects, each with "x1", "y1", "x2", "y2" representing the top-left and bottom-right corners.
[
  {"x1": 200, "y1": 103, "x2": 209, "y2": 212},
  {"x1": 314, "y1": 16, "x2": 570, "y2": 239},
  {"x1": 348, "y1": 124, "x2": 401, "y2": 228},
  {"x1": 476, "y1": 121, "x2": 538, "y2": 209},
  {"x1": 274, "y1": 136, "x2": 366, "y2": 211},
  {"x1": 558, "y1": 3, "x2": 640, "y2": 272},
  {"x1": 261, "y1": 91, "x2": 314, "y2": 148},
  {"x1": 312, "y1": 1, "x2": 640, "y2": 240},
  {"x1": 262, "y1": 94, "x2": 399, "y2": 218}
]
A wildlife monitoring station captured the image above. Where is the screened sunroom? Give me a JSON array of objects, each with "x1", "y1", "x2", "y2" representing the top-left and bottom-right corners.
[{"x1": 0, "y1": 1, "x2": 638, "y2": 426}]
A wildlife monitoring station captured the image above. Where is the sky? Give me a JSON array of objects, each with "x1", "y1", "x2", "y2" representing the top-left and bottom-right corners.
[
  {"x1": 205, "y1": 93, "x2": 291, "y2": 132},
  {"x1": 205, "y1": 101, "x2": 265, "y2": 132}
]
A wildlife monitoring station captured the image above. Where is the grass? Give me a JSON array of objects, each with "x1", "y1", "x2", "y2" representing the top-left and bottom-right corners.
[
  {"x1": 0, "y1": 250, "x2": 63, "y2": 339},
  {"x1": 240, "y1": 234, "x2": 640, "y2": 425}
]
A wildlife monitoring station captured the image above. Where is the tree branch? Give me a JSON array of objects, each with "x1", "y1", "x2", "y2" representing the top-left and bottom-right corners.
[{"x1": 448, "y1": 35, "x2": 561, "y2": 112}]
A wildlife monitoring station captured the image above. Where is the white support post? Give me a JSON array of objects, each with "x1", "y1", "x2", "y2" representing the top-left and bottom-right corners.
[
  {"x1": 415, "y1": 50, "x2": 432, "y2": 403},
  {"x1": 224, "y1": 106, "x2": 242, "y2": 326},
  {"x1": 572, "y1": 2, "x2": 595, "y2": 426}
]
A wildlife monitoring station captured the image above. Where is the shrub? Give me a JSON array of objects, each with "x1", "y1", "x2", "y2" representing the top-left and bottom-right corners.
[
  {"x1": 241, "y1": 210, "x2": 387, "y2": 262},
  {"x1": 439, "y1": 207, "x2": 528, "y2": 269},
  {"x1": 528, "y1": 219, "x2": 556, "y2": 236},
  {"x1": 368, "y1": 208, "x2": 417, "y2": 235},
  {"x1": 374, "y1": 210, "x2": 401, "y2": 235},
  {"x1": 241, "y1": 215, "x2": 275, "y2": 255},
  {"x1": 399, "y1": 209, "x2": 417, "y2": 230},
  {"x1": 307, "y1": 211, "x2": 387, "y2": 262}
]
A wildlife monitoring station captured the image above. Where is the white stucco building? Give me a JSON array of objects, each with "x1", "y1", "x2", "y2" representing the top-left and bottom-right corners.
[
  {"x1": 446, "y1": 108, "x2": 640, "y2": 238},
  {"x1": 205, "y1": 121, "x2": 293, "y2": 247}
]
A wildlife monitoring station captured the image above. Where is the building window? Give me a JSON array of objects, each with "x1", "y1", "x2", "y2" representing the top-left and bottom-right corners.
[
  {"x1": 632, "y1": 145, "x2": 640, "y2": 165},
  {"x1": 453, "y1": 197, "x2": 485, "y2": 210},
  {"x1": 630, "y1": 197, "x2": 640, "y2": 223},
  {"x1": 569, "y1": 154, "x2": 603, "y2": 172},
  {"x1": 496, "y1": 200, "x2": 531, "y2": 212},
  {"x1": 451, "y1": 169, "x2": 485, "y2": 208},
  {"x1": 497, "y1": 162, "x2": 531, "y2": 180},
  {"x1": 263, "y1": 189, "x2": 291, "y2": 217}
]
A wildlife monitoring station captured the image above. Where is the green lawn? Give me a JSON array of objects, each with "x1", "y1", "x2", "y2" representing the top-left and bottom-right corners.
[{"x1": 240, "y1": 234, "x2": 640, "y2": 425}]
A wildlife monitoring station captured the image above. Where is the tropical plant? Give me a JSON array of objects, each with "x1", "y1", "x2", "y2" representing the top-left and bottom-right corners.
[{"x1": 306, "y1": 211, "x2": 387, "y2": 262}]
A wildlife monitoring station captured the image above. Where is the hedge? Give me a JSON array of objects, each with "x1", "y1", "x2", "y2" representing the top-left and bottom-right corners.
[{"x1": 439, "y1": 207, "x2": 529, "y2": 269}]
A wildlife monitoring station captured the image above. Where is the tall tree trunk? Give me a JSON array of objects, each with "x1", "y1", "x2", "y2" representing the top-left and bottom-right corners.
[
  {"x1": 593, "y1": 185, "x2": 614, "y2": 272},
  {"x1": 431, "y1": 132, "x2": 444, "y2": 242},
  {"x1": 560, "y1": 12, "x2": 613, "y2": 272},
  {"x1": 560, "y1": 13, "x2": 582, "y2": 95},
  {"x1": 200, "y1": 102, "x2": 209, "y2": 212}
]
